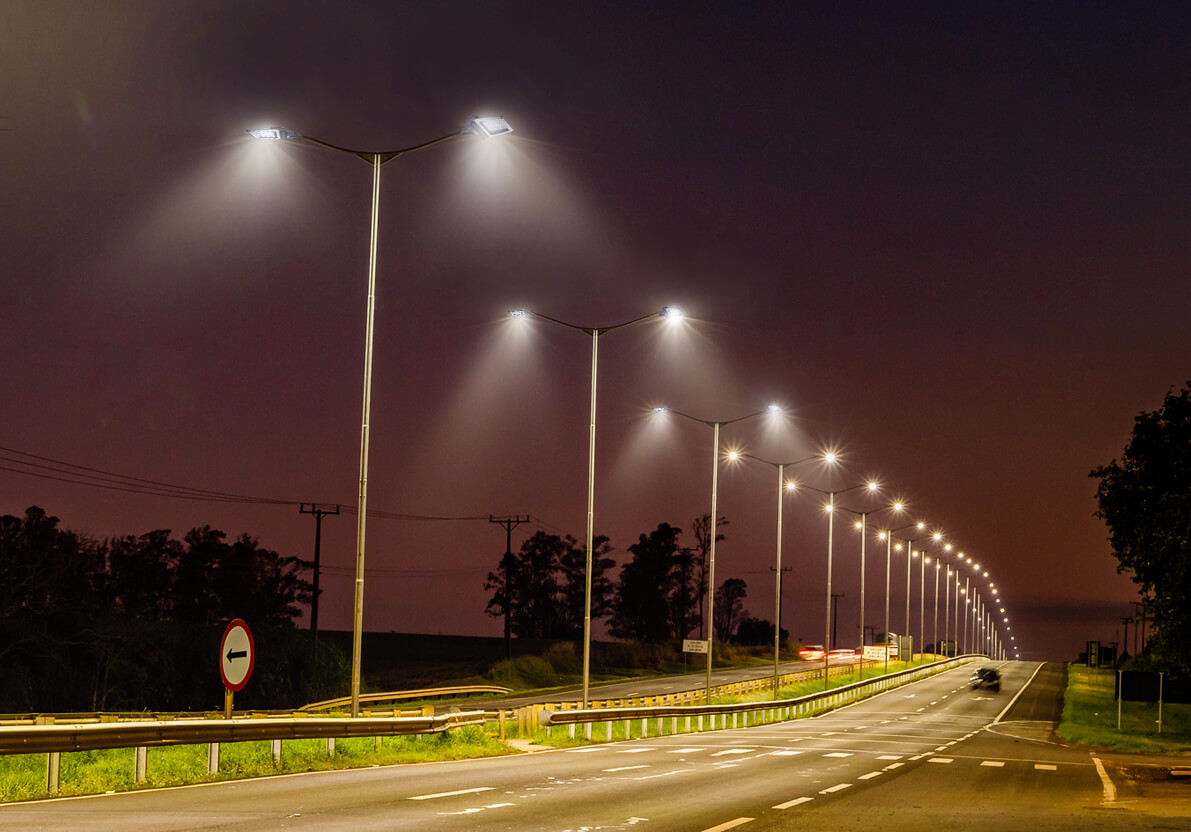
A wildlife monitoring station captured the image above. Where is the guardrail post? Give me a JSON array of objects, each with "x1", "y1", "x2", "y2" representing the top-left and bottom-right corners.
[
  {"x1": 134, "y1": 746, "x2": 148, "y2": 783},
  {"x1": 569, "y1": 723, "x2": 576, "y2": 740},
  {"x1": 272, "y1": 739, "x2": 283, "y2": 763},
  {"x1": 585, "y1": 722, "x2": 592, "y2": 740},
  {"x1": 498, "y1": 708, "x2": 506, "y2": 740},
  {"x1": 207, "y1": 743, "x2": 219, "y2": 774},
  {"x1": 326, "y1": 737, "x2": 335, "y2": 757},
  {"x1": 624, "y1": 718, "x2": 631, "y2": 739},
  {"x1": 46, "y1": 752, "x2": 60, "y2": 794}
]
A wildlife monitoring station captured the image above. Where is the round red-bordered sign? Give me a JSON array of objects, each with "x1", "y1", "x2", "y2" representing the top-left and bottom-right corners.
[{"x1": 219, "y1": 618, "x2": 255, "y2": 692}]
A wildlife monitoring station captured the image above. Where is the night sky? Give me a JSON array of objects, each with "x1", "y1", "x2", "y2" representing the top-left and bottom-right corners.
[{"x1": 4, "y1": 2, "x2": 1188, "y2": 661}]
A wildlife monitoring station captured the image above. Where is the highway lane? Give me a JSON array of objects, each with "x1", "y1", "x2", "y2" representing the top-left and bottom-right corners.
[{"x1": 1, "y1": 661, "x2": 1165, "y2": 831}]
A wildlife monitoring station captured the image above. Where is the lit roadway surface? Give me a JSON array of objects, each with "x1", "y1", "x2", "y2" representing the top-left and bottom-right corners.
[{"x1": 1, "y1": 662, "x2": 1171, "y2": 831}]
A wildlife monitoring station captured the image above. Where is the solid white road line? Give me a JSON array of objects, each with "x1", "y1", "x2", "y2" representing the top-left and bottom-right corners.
[
  {"x1": 1092, "y1": 755, "x2": 1117, "y2": 803},
  {"x1": 409, "y1": 787, "x2": 495, "y2": 801},
  {"x1": 603, "y1": 765, "x2": 649, "y2": 772}
]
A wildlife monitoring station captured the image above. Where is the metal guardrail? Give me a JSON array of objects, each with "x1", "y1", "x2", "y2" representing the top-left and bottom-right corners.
[
  {"x1": 0, "y1": 710, "x2": 489, "y2": 756},
  {"x1": 299, "y1": 685, "x2": 513, "y2": 712},
  {"x1": 539, "y1": 656, "x2": 983, "y2": 736}
]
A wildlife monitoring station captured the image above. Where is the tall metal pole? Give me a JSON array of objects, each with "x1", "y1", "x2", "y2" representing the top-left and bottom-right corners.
[
  {"x1": 884, "y1": 533, "x2": 892, "y2": 674},
  {"x1": 919, "y1": 553, "x2": 926, "y2": 666},
  {"x1": 823, "y1": 491, "x2": 835, "y2": 689},
  {"x1": 904, "y1": 541, "x2": 912, "y2": 653},
  {"x1": 944, "y1": 567, "x2": 951, "y2": 656},
  {"x1": 705, "y1": 422, "x2": 721, "y2": 704},
  {"x1": 773, "y1": 464, "x2": 784, "y2": 699},
  {"x1": 858, "y1": 513, "x2": 867, "y2": 680},
  {"x1": 581, "y1": 330, "x2": 599, "y2": 708},
  {"x1": 350, "y1": 154, "x2": 383, "y2": 718},
  {"x1": 963, "y1": 576, "x2": 970, "y2": 653},
  {"x1": 932, "y1": 561, "x2": 940, "y2": 658}
]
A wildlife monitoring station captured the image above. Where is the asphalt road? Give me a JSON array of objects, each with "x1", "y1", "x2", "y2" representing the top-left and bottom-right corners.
[{"x1": 2, "y1": 661, "x2": 1181, "y2": 831}]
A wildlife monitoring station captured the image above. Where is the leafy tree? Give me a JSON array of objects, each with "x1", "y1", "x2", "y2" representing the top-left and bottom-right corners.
[
  {"x1": 557, "y1": 534, "x2": 615, "y2": 640},
  {"x1": 713, "y1": 577, "x2": 748, "y2": 643},
  {"x1": 1091, "y1": 381, "x2": 1191, "y2": 674},
  {"x1": 106, "y1": 530, "x2": 182, "y2": 621},
  {"x1": 732, "y1": 615, "x2": 787, "y2": 646},
  {"x1": 692, "y1": 513, "x2": 727, "y2": 638},
  {"x1": 610, "y1": 523, "x2": 681, "y2": 643},
  {"x1": 669, "y1": 546, "x2": 699, "y2": 640}
]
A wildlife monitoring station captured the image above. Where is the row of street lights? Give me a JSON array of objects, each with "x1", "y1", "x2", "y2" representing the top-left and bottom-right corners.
[{"x1": 248, "y1": 116, "x2": 1016, "y2": 715}]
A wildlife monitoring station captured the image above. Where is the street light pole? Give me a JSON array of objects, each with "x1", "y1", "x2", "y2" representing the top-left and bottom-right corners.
[
  {"x1": 511, "y1": 308, "x2": 682, "y2": 707},
  {"x1": 731, "y1": 451, "x2": 827, "y2": 699},
  {"x1": 654, "y1": 405, "x2": 782, "y2": 703},
  {"x1": 249, "y1": 116, "x2": 513, "y2": 718}
]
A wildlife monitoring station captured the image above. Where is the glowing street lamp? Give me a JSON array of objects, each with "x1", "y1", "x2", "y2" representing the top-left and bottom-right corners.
[
  {"x1": 729, "y1": 450, "x2": 834, "y2": 697},
  {"x1": 653, "y1": 404, "x2": 783, "y2": 702},
  {"x1": 249, "y1": 116, "x2": 513, "y2": 718},
  {"x1": 510, "y1": 307, "x2": 683, "y2": 707}
]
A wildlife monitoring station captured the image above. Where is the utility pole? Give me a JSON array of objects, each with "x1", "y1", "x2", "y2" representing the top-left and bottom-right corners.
[
  {"x1": 490, "y1": 515, "x2": 529, "y2": 660},
  {"x1": 1121, "y1": 616, "x2": 1132, "y2": 660},
  {"x1": 300, "y1": 504, "x2": 339, "y2": 639},
  {"x1": 830, "y1": 592, "x2": 845, "y2": 650}
]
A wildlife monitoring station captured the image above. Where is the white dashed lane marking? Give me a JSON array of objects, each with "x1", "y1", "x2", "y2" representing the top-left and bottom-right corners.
[
  {"x1": 409, "y1": 787, "x2": 495, "y2": 801},
  {"x1": 981, "y1": 761, "x2": 1006, "y2": 767},
  {"x1": 701, "y1": 818, "x2": 754, "y2": 832},
  {"x1": 773, "y1": 796, "x2": 814, "y2": 809},
  {"x1": 820, "y1": 783, "x2": 853, "y2": 794}
]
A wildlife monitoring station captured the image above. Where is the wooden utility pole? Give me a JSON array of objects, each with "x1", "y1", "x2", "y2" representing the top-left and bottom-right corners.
[
  {"x1": 300, "y1": 504, "x2": 339, "y2": 639},
  {"x1": 490, "y1": 515, "x2": 529, "y2": 659}
]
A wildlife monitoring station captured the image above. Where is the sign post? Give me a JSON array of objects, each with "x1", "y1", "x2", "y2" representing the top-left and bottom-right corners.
[{"x1": 219, "y1": 619, "x2": 255, "y2": 718}]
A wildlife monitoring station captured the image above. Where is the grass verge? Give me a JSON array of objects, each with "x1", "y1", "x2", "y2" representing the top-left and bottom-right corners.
[
  {"x1": 0, "y1": 727, "x2": 514, "y2": 803},
  {"x1": 1057, "y1": 664, "x2": 1191, "y2": 755}
]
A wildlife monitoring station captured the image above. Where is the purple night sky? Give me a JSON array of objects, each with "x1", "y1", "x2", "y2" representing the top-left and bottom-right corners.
[{"x1": 3, "y1": 2, "x2": 1188, "y2": 661}]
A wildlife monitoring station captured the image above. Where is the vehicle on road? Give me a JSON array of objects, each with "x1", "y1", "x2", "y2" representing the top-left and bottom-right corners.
[
  {"x1": 828, "y1": 648, "x2": 856, "y2": 661},
  {"x1": 970, "y1": 666, "x2": 1001, "y2": 692},
  {"x1": 798, "y1": 644, "x2": 826, "y2": 660}
]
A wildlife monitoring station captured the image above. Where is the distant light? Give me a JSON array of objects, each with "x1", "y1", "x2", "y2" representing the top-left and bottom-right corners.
[
  {"x1": 944, "y1": 544, "x2": 952, "y2": 551},
  {"x1": 916, "y1": 522, "x2": 925, "y2": 530},
  {"x1": 973, "y1": 562, "x2": 981, "y2": 569},
  {"x1": 824, "y1": 452, "x2": 838, "y2": 464},
  {"x1": 247, "y1": 127, "x2": 301, "y2": 140},
  {"x1": 765, "y1": 404, "x2": 782, "y2": 413},
  {"x1": 867, "y1": 481, "x2": 879, "y2": 492},
  {"x1": 727, "y1": 451, "x2": 740, "y2": 461},
  {"x1": 462, "y1": 115, "x2": 514, "y2": 138},
  {"x1": 892, "y1": 502, "x2": 904, "y2": 512},
  {"x1": 508, "y1": 309, "x2": 531, "y2": 318},
  {"x1": 877, "y1": 531, "x2": 887, "y2": 540},
  {"x1": 785, "y1": 480, "x2": 798, "y2": 491},
  {"x1": 933, "y1": 532, "x2": 943, "y2": 542},
  {"x1": 854, "y1": 521, "x2": 863, "y2": 530},
  {"x1": 925, "y1": 556, "x2": 931, "y2": 563},
  {"x1": 660, "y1": 306, "x2": 683, "y2": 319},
  {"x1": 653, "y1": 406, "x2": 670, "y2": 413}
]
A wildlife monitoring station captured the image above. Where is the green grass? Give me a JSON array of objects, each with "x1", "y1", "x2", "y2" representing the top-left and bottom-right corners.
[
  {"x1": 1057, "y1": 664, "x2": 1191, "y2": 755},
  {"x1": 0, "y1": 727, "x2": 515, "y2": 803}
]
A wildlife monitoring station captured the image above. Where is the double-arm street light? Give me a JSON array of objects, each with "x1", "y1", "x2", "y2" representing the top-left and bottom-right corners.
[
  {"x1": 800, "y1": 479, "x2": 880, "y2": 688},
  {"x1": 728, "y1": 450, "x2": 834, "y2": 697},
  {"x1": 510, "y1": 307, "x2": 683, "y2": 706},
  {"x1": 837, "y1": 501, "x2": 904, "y2": 679},
  {"x1": 249, "y1": 116, "x2": 514, "y2": 717},
  {"x1": 652, "y1": 404, "x2": 782, "y2": 703},
  {"x1": 876, "y1": 521, "x2": 924, "y2": 674}
]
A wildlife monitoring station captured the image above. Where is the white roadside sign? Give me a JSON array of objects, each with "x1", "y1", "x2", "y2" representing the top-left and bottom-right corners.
[{"x1": 683, "y1": 639, "x2": 710, "y2": 654}]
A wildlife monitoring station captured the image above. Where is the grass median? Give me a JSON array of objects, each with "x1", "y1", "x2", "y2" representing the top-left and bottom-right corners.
[{"x1": 1058, "y1": 664, "x2": 1191, "y2": 755}]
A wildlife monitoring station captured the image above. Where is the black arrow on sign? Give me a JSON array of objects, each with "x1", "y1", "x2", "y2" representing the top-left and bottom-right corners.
[{"x1": 226, "y1": 648, "x2": 248, "y2": 662}]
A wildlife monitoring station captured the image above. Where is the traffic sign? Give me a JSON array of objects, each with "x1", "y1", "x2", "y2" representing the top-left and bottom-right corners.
[
  {"x1": 683, "y1": 639, "x2": 709, "y2": 654},
  {"x1": 219, "y1": 619, "x2": 255, "y2": 691}
]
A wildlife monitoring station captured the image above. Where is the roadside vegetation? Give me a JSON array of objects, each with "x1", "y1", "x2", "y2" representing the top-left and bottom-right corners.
[
  {"x1": 1058, "y1": 664, "x2": 1191, "y2": 755},
  {"x1": 0, "y1": 727, "x2": 514, "y2": 803}
]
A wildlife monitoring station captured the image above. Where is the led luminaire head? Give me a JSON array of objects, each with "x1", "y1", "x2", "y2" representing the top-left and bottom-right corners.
[
  {"x1": 247, "y1": 127, "x2": 302, "y2": 140},
  {"x1": 508, "y1": 309, "x2": 531, "y2": 318},
  {"x1": 462, "y1": 116, "x2": 514, "y2": 138},
  {"x1": 765, "y1": 404, "x2": 782, "y2": 413},
  {"x1": 660, "y1": 306, "x2": 683, "y2": 319},
  {"x1": 652, "y1": 406, "x2": 670, "y2": 413}
]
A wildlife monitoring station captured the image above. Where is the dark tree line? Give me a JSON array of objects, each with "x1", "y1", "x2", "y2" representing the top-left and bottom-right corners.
[
  {"x1": 1092, "y1": 381, "x2": 1191, "y2": 675},
  {"x1": 485, "y1": 515, "x2": 781, "y2": 647},
  {"x1": 0, "y1": 506, "x2": 346, "y2": 712}
]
